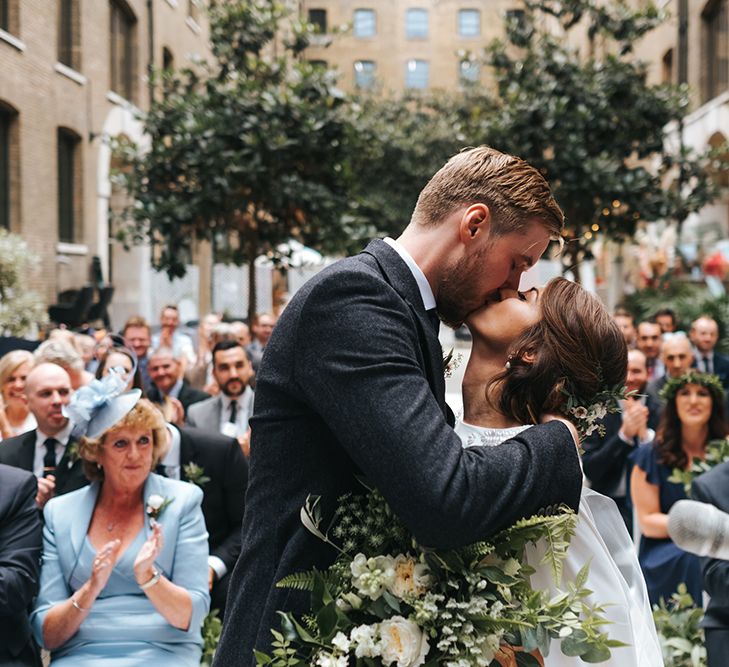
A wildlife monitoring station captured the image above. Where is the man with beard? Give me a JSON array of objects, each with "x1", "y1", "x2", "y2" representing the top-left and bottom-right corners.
[
  {"x1": 213, "y1": 145, "x2": 583, "y2": 666},
  {"x1": 187, "y1": 340, "x2": 255, "y2": 455}
]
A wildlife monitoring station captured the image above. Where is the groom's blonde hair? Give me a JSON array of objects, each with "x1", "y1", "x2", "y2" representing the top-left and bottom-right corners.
[{"x1": 411, "y1": 145, "x2": 564, "y2": 238}]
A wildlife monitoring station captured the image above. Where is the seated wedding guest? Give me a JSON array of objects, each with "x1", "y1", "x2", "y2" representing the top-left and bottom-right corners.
[
  {"x1": 613, "y1": 307, "x2": 637, "y2": 348},
  {"x1": 654, "y1": 308, "x2": 678, "y2": 334},
  {"x1": 186, "y1": 317, "x2": 227, "y2": 393},
  {"x1": 158, "y1": 421, "x2": 247, "y2": 617},
  {"x1": 583, "y1": 348, "x2": 660, "y2": 533},
  {"x1": 230, "y1": 321, "x2": 251, "y2": 347},
  {"x1": 30, "y1": 383, "x2": 210, "y2": 666},
  {"x1": 152, "y1": 304, "x2": 196, "y2": 372},
  {"x1": 96, "y1": 345, "x2": 145, "y2": 393},
  {"x1": 148, "y1": 346, "x2": 209, "y2": 419},
  {"x1": 0, "y1": 363, "x2": 87, "y2": 508},
  {"x1": 636, "y1": 319, "x2": 664, "y2": 382},
  {"x1": 630, "y1": 371, "x2": 727, "y2": 605},
  {"x1": 690, "y1": 315, "x2": 729, "y2": 391},
  {"x1": 0, "y1": 349, "x2": 36, "y2": 440},
  {"x1": 35, "y1": 339, "x2": 94, "y2": 389},
  {"x1": 0, "y1": 464, "x2": 43, "y2": 667},
  {"x1": 123, "y1": 316, "x2": 154, "y2": 392},
  {"x1": 690, "y1": 460, "x2": 729, "y2": 666},
  {"x1": 187, "y1": 340, "x2": 255, "y2": 456},
  {"x1": 646, "y1": 332, "x2": 694, "y2": 408},
  {"x1": 246, "y1": 312, "x2": 276, "y2": 374}
]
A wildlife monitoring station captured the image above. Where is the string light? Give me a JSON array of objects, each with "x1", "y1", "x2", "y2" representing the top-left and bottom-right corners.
[
  {"x1": 602, "y1": 208, "x2": 610, "y2": 216},
  {"x1": 585, "y1": 231, "x2": 593, "y2": 240},
  {"x1": 591, "y1": 224, "x2": 600, "y2": 231},
  {"x1": 612, "y1": 199, "x2": 621, "y2": 208}
]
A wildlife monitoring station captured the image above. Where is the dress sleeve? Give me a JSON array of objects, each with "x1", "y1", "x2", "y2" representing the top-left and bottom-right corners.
[
  {"x1": 30, "y1": 499, "x2": 69, "y2": 646},
  {"x1": 630, "y1": 441, "x2": 661, "y2": 486},
  {"x1": 170, "y1": 485, "x2": 210, "y2": 635}
]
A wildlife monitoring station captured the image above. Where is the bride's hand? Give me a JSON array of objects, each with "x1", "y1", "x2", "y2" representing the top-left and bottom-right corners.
[{"x1": 540, "y1": 413, "x2": 579, "y2": 451}]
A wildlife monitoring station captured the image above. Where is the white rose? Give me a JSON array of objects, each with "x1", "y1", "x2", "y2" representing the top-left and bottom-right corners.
[
  {"x1": 389, "y1": 555, "x2": 433, "y2": 598},
  {"x1": 147, "y1": 494, "x2": 165, "y2": 510},
  {"x1": 379, "y1": 616, "x2": 430, "y2": 667},
  {"x1": 350, "y1": 624, "x2": 381, "y2": 659}
]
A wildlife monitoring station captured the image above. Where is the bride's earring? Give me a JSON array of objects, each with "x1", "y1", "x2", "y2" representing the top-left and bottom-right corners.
[{"x1": 505, "y1": 355, "x2": 513, "y2": 370}]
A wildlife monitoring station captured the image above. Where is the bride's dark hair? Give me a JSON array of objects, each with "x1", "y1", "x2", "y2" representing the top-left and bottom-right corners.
[{"x1": 490, "y1": 277, "x2": 627, "y2": 425}]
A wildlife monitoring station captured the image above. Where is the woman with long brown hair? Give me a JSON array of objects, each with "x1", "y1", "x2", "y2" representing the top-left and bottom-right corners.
[
  {"x1": 459, "y1": 277, "x2": 662, "y2": 666},
  {"x1": 631, "y1": 370, "x2": 727, "y2": 606}
]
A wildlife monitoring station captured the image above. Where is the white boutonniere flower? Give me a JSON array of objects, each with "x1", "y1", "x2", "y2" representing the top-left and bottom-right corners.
[{"x1": 146, "y1": 494, "x2": 173, "y2": 527}]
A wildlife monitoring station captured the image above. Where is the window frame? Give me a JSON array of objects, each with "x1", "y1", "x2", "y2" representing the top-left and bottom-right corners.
[
  {"x1": 308, "y1": 8, "x2": 327, "y2": 34},
  {"x1": 353, "y1": 59, "x2": 376, "y2": 89},
  {"x1": 110, "y1": 0, "x2": 137, "y2": 102},
  {"x1": 405, "y1": 8, "x2": 428, "y2": 40},
  {"x1": 353, "y1": 8, "x2": 376, "y2": 38},
  {"x1": 458, "y1": 8, "x2": 480, "y2": 37},
  {"x1": 57, "y1": 128, "x2": 82, "y2": 244},
  {"x1": 0, "y1": 108, "x2": 9, "y2": 231},
  {"x1": 405, "y1": 59, "x2": 429, "y2": 90}
]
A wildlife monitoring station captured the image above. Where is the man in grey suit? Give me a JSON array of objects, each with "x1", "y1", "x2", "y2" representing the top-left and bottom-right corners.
[
  {"x1": 187, "y1": 340, "x2": 255, "y2": 455},
  {"x1": 214, "y1": 146, "x2": 583, "y2": 666}
]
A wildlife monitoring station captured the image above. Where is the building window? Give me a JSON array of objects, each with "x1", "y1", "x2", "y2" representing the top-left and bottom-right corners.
[
  {"x1": 110, "y1": 0, "x2": 137, "y2": 101},
  {"x1": 354, "y1": 60, "x2": 376, "y2": 89},
  {"x1": 0, "y1": 108, "x2": 10, "y2": 230},
  {"x1": 458, "y1": 9, "x2": 480, "y2": 37},
  {"x1": 662, "y1": 48, "x2": 673, "y2": 84},
  {"x1": 57, "y1": 128, "x2": 81, "y2": 243},
  {"x1": 0, "y1": 0, "x2": 19, "y2": 35},
  {"x1": 505, "y1": 8, "x2": 527, "y2": 32},
  {"x1": 406, "y1": 8, "x2": 428, "y2": 39},
  {"x1": 702, "y1": 0, "x2": 729, "y2": 102},
  {"x1": 308, "y1": 8, "x2": 327, "y2": 33},
  {"x1": 188, "y1": 0, "x2": 199, "y2": 23},
  {"x1": 405, "y1": 59, "x2": 429, "y2": 89},
  {"x1": 459, "y1": 60, "x2": 479, "y2": 85},
  {"x1": 353, "y1": 9, "x2": 376, "y2": 38},
  {"x1": 58, "y1": 0, "x2": 81, "y2": 70},
  {"x1": 163, "y1": 46, "x2": 174, "y2": 71}
]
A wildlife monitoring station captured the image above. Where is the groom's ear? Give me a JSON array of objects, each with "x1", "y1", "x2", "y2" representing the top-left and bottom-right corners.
[{"x1": 459, "y1": 204, "x2": 491, "y2": 244}]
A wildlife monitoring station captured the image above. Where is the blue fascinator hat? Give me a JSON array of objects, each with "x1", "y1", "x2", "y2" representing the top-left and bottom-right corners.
[{"x1": 63, "y1": 367, "x2": 142, "y2": 439}]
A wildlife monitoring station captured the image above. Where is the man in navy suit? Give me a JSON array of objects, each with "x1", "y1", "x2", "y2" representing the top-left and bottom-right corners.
[
  {"x1": 214, "y1": 146, "x2": 583, "y2": 666},
  {"x1": 0, "y1": 363, "x2": 87, "y2": 508},
  {"x1": 0, "y1": 464, "x2": 42, "y2": 666},
  {"x1": 690, "y1": 315, "x2": 729, "y2": 392},
  {"x1": 583, "y1": 349, "x2": 661, "y2": 534},
  {"x1": 645, "y1": 332, "x2": 694, "y2": 410}
]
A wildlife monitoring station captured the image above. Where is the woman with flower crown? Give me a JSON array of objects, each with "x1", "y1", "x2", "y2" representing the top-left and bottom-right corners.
[
  {"x1": 459, "y1": 277, "x2": 663, "y2": 666},
  {"x1": 30, "y1": 374, "x2": 210, "y2": 666},
  {"x1": 630, "y1": 370, "x2": 728, "y2": 606}
]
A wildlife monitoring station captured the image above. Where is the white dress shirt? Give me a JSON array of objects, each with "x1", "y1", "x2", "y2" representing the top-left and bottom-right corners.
[
  {"x1": 219, "y1": 387, "x2": 254, "y2": 439},
  {"x1": 384, "y1": 237, "x2": 436, "y2": 311},
  {"x1": 33, "y1": 422, "x2": 72, "y2": 478}
]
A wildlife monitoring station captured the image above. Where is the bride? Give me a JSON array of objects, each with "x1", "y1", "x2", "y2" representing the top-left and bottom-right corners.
[{"x1": 458, "y1": 277, "x2": 663, "y2": 666}]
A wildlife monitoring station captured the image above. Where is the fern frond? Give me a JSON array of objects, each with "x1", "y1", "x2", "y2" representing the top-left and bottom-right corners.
[{"x1": 276, "y1": 570, "x2": 319, "y2": 591}]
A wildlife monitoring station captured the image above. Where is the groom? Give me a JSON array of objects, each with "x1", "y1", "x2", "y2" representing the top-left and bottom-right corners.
[{"x1": 214, "y1": 146, "x2": 583, "y2": 666}]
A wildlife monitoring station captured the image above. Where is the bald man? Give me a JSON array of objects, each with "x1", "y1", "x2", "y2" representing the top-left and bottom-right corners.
[
  {"x1": 690, "y1": 315, "x2": 729, "y2": 391},
  {"x1": 0, "y1": 363, "x2": 88, "y2": 508}
]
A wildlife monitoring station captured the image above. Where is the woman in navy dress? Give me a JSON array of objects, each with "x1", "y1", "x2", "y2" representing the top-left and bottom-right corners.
[
  {"x1": 31, "y1": 374, "x2": 209, "y2": 666},
  {"x1": 631, "y1": 371, "x2": 728, "y2": 606}
]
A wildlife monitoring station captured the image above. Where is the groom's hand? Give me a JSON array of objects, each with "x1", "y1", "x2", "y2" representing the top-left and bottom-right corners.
[{"x1": 540, "y1": 414, "x2": 580, "y2": 452}]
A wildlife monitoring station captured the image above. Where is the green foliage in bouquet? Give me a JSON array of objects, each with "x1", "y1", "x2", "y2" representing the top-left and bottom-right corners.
[
  {"x1": 200, "y1": 609, "x2": 222, "y2": 666},
  {"x1": 669, "y1": 438, "x2": 729, "y2": 496},
  {"x1": 652, "y1": 584, "x2": 706, "y2": 667},
  {"x1": 0, "y1": 230, "x2": 47, "y2": 336},
  {"x1": 256, "y1": 488, "x2": 623, "y2": 667}
]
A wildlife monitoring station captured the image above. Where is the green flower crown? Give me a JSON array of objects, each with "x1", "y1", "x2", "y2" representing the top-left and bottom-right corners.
[
  {"x1": 561, "y1": 379, "x2": 631, "y2": 440},
  {"x1": 659, "y1": 371, "x2": 726, "y2": 403}
]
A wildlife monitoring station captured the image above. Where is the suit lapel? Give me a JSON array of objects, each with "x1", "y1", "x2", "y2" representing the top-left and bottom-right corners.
[
  {"x1": 19, "y1": 430, "x2": 36, "y2": 471},
  {"x1": 70, "y1": 482, "x2": 100, "y2": 567},
  {"x1": 213, "y1": 396, "x2": 223, "y2": 427},
  {"x1": 361, "y1": 240, "x2": 446, "y2": 413}
]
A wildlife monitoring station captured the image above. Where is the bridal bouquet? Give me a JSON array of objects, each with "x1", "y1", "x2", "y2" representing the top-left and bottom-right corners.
[{"x1": 255, "y1": 487, "x2": 621, "y2": 667}]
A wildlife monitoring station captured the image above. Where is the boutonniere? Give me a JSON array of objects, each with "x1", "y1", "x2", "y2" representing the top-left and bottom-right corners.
[
  {"x1": 442, "y1": 348, "x2": 464, "y2": 378},
  {"x1": 146, "y1": 494, "x2": 174, "y2": 527},
  {"x1": 183, "y1": 462, "x2": 210, "y2": 487},
  {"x1": 65, "y1": 440, "x2": 80, "y2": 469}
]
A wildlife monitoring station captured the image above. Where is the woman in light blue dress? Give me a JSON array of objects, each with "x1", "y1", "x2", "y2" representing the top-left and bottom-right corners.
[{"x1": 30, "y1": 373, "x2": 209, "y2": 666}]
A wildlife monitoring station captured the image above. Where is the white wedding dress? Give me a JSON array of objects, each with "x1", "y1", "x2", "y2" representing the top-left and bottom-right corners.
[{"x1": 457, "y1": 422, "x2": 664, "y2": 667}]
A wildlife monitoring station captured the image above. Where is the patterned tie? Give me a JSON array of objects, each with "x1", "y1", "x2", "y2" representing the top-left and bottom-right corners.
[
  {"x1": 229, "y1": 400, "x2": 238, "y2": 424},
  {"x1": 43, "y1": 438, "x2": 58, "y2": 477}
]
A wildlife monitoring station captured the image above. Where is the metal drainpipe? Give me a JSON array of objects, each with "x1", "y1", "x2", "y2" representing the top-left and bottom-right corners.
[{"x1": 147, "y1": 0, "x2": 155, "y2": 108}]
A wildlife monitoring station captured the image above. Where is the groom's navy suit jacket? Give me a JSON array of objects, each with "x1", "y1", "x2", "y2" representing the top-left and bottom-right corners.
[{"x1": 214, "y1": 239, "x2": 582, "y2": 666}]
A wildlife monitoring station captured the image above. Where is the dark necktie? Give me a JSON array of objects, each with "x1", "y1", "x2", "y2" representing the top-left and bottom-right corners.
[
  {"x1": 704, "y1": 356, "x2": 712, "y2": 374},
  {"x1": 43, "y1": 438, "x2": 58, "y2": 477},
  {"x1": 228, "y1": 400, "x2": 238, "y2": 424},
  {"x1": 427, "y1": 309, "x2": 440, "y2": 335}
]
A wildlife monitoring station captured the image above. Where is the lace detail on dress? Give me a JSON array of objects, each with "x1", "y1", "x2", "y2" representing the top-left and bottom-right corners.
[{"x1": 455, "y1": 421, "x2": 531, "y2": 448}]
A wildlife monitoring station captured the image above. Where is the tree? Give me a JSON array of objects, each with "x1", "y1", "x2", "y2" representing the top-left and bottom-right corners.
[
  {"x1": 478, "y1": 0, "x2": 722, "y2": 281},
  {"x1": 116, "y1": 0, "x2": 354, "y2": 322}
]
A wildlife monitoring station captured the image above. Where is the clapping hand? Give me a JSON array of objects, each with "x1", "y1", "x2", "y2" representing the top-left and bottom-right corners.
[
  {"x1": 35, "y1": 475, "x2": 56, "y2": 509},
  {"x1": 621, "y1": 399, "x2": 649, "y2": 441},
  {"x1": 134, "y1": 522, "x2": 164, "y2": 585},
  {"x1": 89, "y1": 539, "x2": 122, "y2": 594}
]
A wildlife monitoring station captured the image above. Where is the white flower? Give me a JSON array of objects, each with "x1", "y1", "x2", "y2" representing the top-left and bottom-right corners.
[
  {"x1": 147, "y1": 494, "x2": 165, "y2": 510},
  {"x1": 379, "y1": 616, "x2": 430, "y2": 667},
  {"x1": 389, "y1": 555, "x2": 433, "y2": 598},
  {"x1": 350, "y1": 624, "x2": 381, "y2": 658},
  {"x1": 315, "y1": 651, "x2": 348, "y2": 667},
  {"x1": 351, "y1": 553, "x2": 395, "y2": 600},
  {"x1": 592, "y1": 403, "x2": 608, "y2": 420},
  {"x1": 332, "y1": 632, "x2": 351, "y2": 653},
  {"x1": 570, "y1": 406, "x2": 588, "y2": 419}
]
